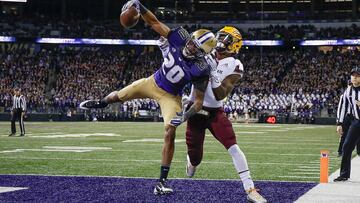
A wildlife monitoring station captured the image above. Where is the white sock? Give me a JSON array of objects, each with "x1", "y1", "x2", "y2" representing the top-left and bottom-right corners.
[{"x1": 228, "y1": 144, "x2": 254, "y2": 191}]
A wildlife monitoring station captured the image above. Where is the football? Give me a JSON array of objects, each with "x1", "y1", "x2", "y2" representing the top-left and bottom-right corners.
[{"x1": 120, "y1": 6, "x2": 140, "y2": 28}]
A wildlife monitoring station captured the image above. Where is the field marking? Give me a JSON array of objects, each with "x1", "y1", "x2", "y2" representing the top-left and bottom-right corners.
[
  {"x1": 234, "y1": 132, "x2": 266, "y2": 134},
  {"x1": 0, "y1": 156, "x2": 321, "y2": 167},
  {"x1": 278, "y1": 176, "x2": 319, "y2": 179},
  {"x1": 0, "y1": 149, "x2": 92, "y2": 153},
  {"x1": 86, "y1": 149, "x2": 320, "y2": 157},
  {"x1": 122, "y1": 138, "x2": 185, "y2": 143},
  {"x1": 261, "y1": 129, "x2": 289, "y2": 132},
  {"x1": 293, "y1": 169, "x2": 319, "y2": 172},
  {"x1": 0, "y1": 146, "x2": 112, "y2": 153},
  {"x1": 232, "y1": 125, "x2": 281, "y2": 128},
  {"x1": 119, "y1": 140, "x2": 338, "y2": 146},
  {"x1": 0, "y1": 186, "x2": 28, "y2": 193},
  {"x1": 0, "y1": 173, "x2": 317, "y2": 183},
  {"x1": 43, "y1": 146, "x2": 112, "y2": 150},
  {"x1": 30, "y1": 133, "x2": 121, "y2": 138},
  {"x1": 296, "y1": 166, "x2": 322, "y2": 169},
  {"x1": 292, "y1": 172, "x2": 320, "y2": 175}
]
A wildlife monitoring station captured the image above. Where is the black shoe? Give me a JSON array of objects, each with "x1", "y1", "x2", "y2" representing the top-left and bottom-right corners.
[
  {"x1": 79, "y1": 100, "x2": 108, "y2": 110},
  {"x1": 333, "y1": 176, "x2": 348, "y2": 182},
  {"x1": 153, "y1": 180, "x2": 173, "y2": 195},
  {"x1": 19, "y1": 134, "x2": 25, "y2": 137},
  {"x1": 8, "y1": 133, "x2": 15, "y2": 137}
]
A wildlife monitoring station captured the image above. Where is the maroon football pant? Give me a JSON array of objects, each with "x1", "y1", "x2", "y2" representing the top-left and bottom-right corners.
[{"x1": 186, "y1": 107, "x2": 237, "y2": 166}]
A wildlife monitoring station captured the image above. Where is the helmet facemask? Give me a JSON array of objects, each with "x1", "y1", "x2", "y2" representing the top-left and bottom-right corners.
[
  {"x1": 215, "y1": 26, "x2": 243, "y2": 54},
  {"x1": 215, "y1": 32, "x2": 234, "y2": 53},
  {"x1": 182, "y1": 39, "x2": 206, "y2": 59}
]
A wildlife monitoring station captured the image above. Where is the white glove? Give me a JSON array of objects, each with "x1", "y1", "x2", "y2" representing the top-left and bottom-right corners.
[
  {"x1": 122, "y1": 0, "x2": 140, "y2": 13},
  {"x1": 170, "y1": 112, "x2": 185, "y2": 127},
  {"x1": 157, "y1": 36, "x2": 169, "y2": 57},
  {"x1": 205, "y1": 55, "x2": 221, "y2": 89},
  {"x1": 205, "y1": 54, "x2": 218, "y2": 72}
]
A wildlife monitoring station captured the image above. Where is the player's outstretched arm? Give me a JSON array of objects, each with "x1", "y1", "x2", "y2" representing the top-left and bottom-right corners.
[
  {"x1": 212, "y1": 74, "x2": 241, "y2": 101},
  {"x1": 138, "y1": 1, "x2": 170, "y2": 37}
]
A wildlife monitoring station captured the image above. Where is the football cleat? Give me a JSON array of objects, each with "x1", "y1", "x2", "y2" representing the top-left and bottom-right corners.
[
  {"x1": 79, "y1": 100, "x2": 108, "y2": 110},
  {"x1": 247, "y1": 188, "x2": 267, "y2": 203},
  {"x1": 186, "y1": 155, "x2": 197, "y2": 178},
  {"x1": 333, "y1": 176, "x2": 348, "y2": 182},
  {"x1": 153, "y1": 180, "x2": 173, "y2": 195}
]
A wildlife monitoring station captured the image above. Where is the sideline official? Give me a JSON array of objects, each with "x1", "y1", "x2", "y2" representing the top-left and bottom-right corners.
[
  {"x1": 335, "y1": 67, "x2": 360, "y2": 181},
  {"x1": 9, "y1": 88, "x2": 26, "y2": 137}
]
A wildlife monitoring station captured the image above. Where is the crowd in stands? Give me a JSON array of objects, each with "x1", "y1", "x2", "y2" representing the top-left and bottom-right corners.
[
  {"x1": 0, "y1": 48, "x2": 50, "y2": 113},
  {"x1": 1, "y1": 43, "x2": 357, "y2": 123},
  {"x1": 1, "y1": 13, "x2": 360, "y2": 40}
]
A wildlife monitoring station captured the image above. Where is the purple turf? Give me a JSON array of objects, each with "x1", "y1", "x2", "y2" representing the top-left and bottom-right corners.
[{"x1": 0, "y1": 175, "x2": 317, "y2": 202}]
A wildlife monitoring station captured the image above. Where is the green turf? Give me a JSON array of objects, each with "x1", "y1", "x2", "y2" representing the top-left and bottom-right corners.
[{"x1": 0, "y1": 122, "x2": 345, "y2": 182}]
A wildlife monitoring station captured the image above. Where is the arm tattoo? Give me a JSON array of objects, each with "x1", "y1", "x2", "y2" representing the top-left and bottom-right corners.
[{"x1": 183, "y1": 105, "x2": 197, "y2": 121}]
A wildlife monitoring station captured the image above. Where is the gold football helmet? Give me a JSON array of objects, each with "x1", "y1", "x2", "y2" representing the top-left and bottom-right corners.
[
  {"x1": 183, "y1": 29, "x2": 217, "y2": 59},
  {"x1": 215, "y1": 26, "x2": 243, "y2": 54}
]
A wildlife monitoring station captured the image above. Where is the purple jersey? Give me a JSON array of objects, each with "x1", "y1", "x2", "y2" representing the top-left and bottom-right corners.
[{"x1": 154, "y1": 27, "x2": 210, "y2": 96}]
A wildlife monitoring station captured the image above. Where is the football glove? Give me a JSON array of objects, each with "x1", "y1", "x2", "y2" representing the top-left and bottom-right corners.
[
  {"x1": 170, "y1": 112, "x2": 186, "y2": 127},
  {"x1": 157, "y1": 36, "x2": 170, "y2": 57},
  {"x1": 122, "y1": 0, "x2": 140, "y2": 13}
]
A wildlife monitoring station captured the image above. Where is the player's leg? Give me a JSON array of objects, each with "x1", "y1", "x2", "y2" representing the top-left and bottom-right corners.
[
  {"x1": 336, "y1": 120, "x2": 360, "y2": 181},
  {"x1": 9, "y1": 110, "x2": 16, "y2": 136},
  {"x1": 80, "y1": 75, "x2": 155, "y2": 109},
  {"x1": 185, "y1": 114, "x2": 207, "y2": 177},
  {"x1": 153, "y1": 92, "x2": 182, "y2": 195},
  {"x1": 209, "y1": 108, "x2": 267, "y2": 203}
]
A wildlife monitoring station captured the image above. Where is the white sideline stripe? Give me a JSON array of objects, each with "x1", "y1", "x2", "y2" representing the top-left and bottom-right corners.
[
  {"x1": 235, "y1": 132, "x2": 266, "y2": 134},
  {"x1": 0, "y1": 156, "x2": 321, "y2": 166},
  {"x1": 278, "y1": 176, "x2": 319, "y2": 179},
  {"x1": 296, "y1": 156, "x2": 360, "y2": 202},
  {"x1": 0, "y1": 187, "x2": 28, "y2": 193}
]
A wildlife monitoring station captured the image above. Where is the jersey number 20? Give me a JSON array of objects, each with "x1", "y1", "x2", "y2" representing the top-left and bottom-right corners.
[{"x1": 162, "y1": 52, "x2": 185, "y2": 83}]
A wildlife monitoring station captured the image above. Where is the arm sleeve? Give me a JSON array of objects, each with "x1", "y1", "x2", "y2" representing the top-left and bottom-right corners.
[
  {"x1": 337, "y1": 91, "x2": 349, "y2": 125},
  {"x1": 21, "y1": 96, "x2": 26, "y2": 111}
]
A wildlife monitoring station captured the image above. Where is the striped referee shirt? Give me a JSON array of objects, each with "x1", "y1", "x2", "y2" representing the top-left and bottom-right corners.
[
  {"x1": 12, "y1": 95, "x2": 26, "y2": 111},
  {"x1": 337, "y1": 86, "x2": 360, "y2": 124}
]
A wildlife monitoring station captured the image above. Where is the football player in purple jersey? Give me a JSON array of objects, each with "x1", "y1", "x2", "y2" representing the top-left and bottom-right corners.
[{"x1": 79, "y1": 0, "x2": 217, "y2": 195}]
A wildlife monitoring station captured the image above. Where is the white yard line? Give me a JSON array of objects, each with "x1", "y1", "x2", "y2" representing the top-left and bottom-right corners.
[
  {"x1": 278, "y1": 176, "x2": 319, "y2": 179},
  {"x1": 0, "y1": 187, "x2": 28, "y2": 193},
  {"x1": 0, "y1": 156, "x2": 321, "y2": 166}
]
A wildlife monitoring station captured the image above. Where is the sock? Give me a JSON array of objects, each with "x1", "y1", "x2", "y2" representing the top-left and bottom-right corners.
[
  {"x1": 159, "y1": 165, "x2": 170, "y2": 182},
  {"x1": 228, "y1": 144, "x2": 254, "y2": 191}
]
